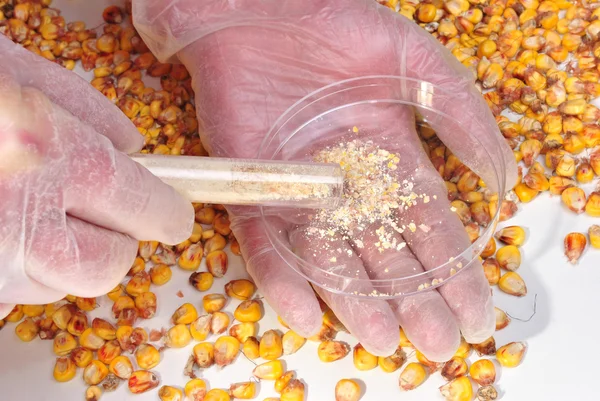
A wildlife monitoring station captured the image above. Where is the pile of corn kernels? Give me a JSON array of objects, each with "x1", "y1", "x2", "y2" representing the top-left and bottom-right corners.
[{"x1": 2, "y1": 0, "x2": 600, "y2": 400}]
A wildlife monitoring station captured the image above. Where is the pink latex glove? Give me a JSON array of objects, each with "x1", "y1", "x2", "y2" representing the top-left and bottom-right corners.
[
  {"x1": 0, "y1": 35, "x2": 194, "y2": 320},
  {"x1": 134, "y1": 0, "x2": 518, "y2": 360}
]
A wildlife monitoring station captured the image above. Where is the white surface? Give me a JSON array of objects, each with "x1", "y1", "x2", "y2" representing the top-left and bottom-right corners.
[{"x1": 1, "y1": 1, "x2": 600, "y2": 401}]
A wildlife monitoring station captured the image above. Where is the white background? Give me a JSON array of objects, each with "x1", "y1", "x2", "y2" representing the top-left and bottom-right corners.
[{"x1": 1, "y1": 1, "x2": 599, "y2": 400}]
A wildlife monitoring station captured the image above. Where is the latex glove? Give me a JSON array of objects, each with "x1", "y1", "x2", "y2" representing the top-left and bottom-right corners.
[
  {"x1": 0, "y1": 35, "x2": 194, "y2": 320},
  {"x1": 134, "y1": 0, "x2": 518, "y2": 360}
]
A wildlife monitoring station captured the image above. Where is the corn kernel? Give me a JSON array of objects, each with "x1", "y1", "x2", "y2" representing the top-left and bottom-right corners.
[
  {"x1": 470, "y1": 359, "x2": 496, "y2": 386},
  {"x1": 229, "y1": 322, "x2": 257, "y2": 343},
  {"x1": 128, "y1": 370, "x2": 160, "y2": 394},
  {"x1": 439, "y1": 376, "x2": 473, "y2": 401},
  {"x1": 126, "y1": 271, "x2": 151, "y2": 297},
  {"x1": 229, "y1": 382, "x2": 256, "y2": 399},
  {"x1": 204, "y1": 389, "x2": 231, "y2": 401},
  {"x1": 214, "y1": 335, "x2": 240, "y2": 367},
  {"x1": 204, "y1": 233, "x2": 227, "y2": 254},
  {"x1": 15, "y1": 318, "x2": 39, "y2": 342},
  {"x1": 495, "y1": 307, "x2": 511, "y2": 331},
  {"x1": 165, "y1": 324, "x2": 192, "y2": 348},
  {"x1": 243, "y1": 336, "x2": 260, "y2": 359},
  {"x1": 496, "y1": 342, "x2": 527, "y2": 367},
  {"x1": 335, "y1": 378, "x2": 361, "y2": 401},
  {"x1": 190, "y1": 314, "x2": 212, "y2": 341},
  {"x1": 109, "y1": 355, "x2": 134, "y2": 379},
  {"x1": 85, "y1": 385, "x2": 102, "y2": 401},
  {"x1": 564, "y1": 232, "x2": 587, "y2": 264},
  {"x1": 224, "y1": 279, "x2": 256, "y2": 301},
  {"x1": 135, "y1": 343, "x2": 161, "y2": 369},
  {"x1": 53, "y1": 356, "x2": 77, "y2": 382},
  {"x1": 589, "y1": 225, "x2": 600, "y2": 249},
  {"x1": 254, "y1": 360, "x2": 285, "y2": 380},
  {"x1": 134, "y1": 292, "x2": 157, "y2": 319},
  {"x1": 158, "y1": 386, "x2": 183, "y2": 401},
  {"x1": 179, "y1": 243, "x2": 203, "y2": 271},
  {"x1": 481, "y1": 238, "x2": 497, "y2": 259},
  {"x1": 498, "y1": 272, "x2": 527, "y2": 297},
  {"x1": 399, "y1": 363, "x2": 427, "y2": 391},
  {"x1": 116, "y1": 326, "x2": 134, "y2": 352},
  {"x1": 193, "y1": 342, "x2": 215, "y2": 368},
  {"x1": 378, "y1": 347, "x2": 406, "y2": 373},
  {"x1": 202, "y1": 294, "x2": 226, "y2": 314},
  {"x1": 483, "y1": 258, "x2": 501, "y2": 285},
  {"x1": 472, "y1": 337, "x2": 496, "y2": 357},
  {"x1": 53, "y1": 331, "x2": 78, "y2": 356},
  {"x1": 260, "y1": 330, "x2": 284, "y2": 360},
  {"x1": 80, "y1": 327, "x2": 106, "y2": 350},
  {"x1": 72, "y1": 347, "x2": 94, "y2": 368},
  {"x1": 561, "y1": 186, "x2": 586, "y2": 213},
  {"x1": 318, "y1": 340, "x2": 350, "y2": 363},
  {"x1": 275, "y1": 371, "x2": 295, "y2": 393},
  {"x1": 83, "y1": 360, "x2": 109, "y2": 385},
  {"x1": 514, "y1": 183, "x2": 539, "y2": 203},
  {"x1": 52, "y1": 304, "x2": 75, "y2": 329},
  {"x1": 170, "y1": 303, "x2": 198, "y2": 325},
  {"x1": 281, "y1": 330, "x2": 306, "y2": 355},
  {"x1": 234, "y1": 300, "x2": 263, "y2": 323},
  {"x1": 351, "y1": 343, "x2": 378, "y2": 371},
  {"x1": 210, "y1": 311, "x2": 231, "y2": 335},
  {"x1": 185, "y1": 379, "x2": 207, "y2": 401},
  {"x1": 280, "y1": 379, "x2": 305, "y2": 401},
  {"x1": 495, "y1": 245, "x2": 521, "y2": 271},
  {"x1": 150, "y1": 264, "x2": 172, "y2": 285},
  {"x1": 441, "y1": 356, "x2": 468, "y2": 381},
  {"x1": 206, "y1": 250, "x2": 228, "y2": 277},
  {"x1": 91, "y1": 318, "x2": 116, "y2": 341},
  {"x1": 585, "y1": 192, "x2": 600, "y2": 217},
  {"x1": 22, "y1": 304, "x2": 44, "y2": 317},
  {"x1": 399, "y1": 327, "x2": 413, "y2": 348},
  {"x1": 107, "y1": 285, "x2": 125, "y2": 302},
  {"x1": 98, "y1": 340, "x2": 122, "y2": 364}
]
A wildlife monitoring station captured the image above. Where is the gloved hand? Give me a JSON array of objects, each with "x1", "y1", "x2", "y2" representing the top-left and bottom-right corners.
[
  {"x1": 134, "y1": 0, "x2": 518, "y2": 360},
  {"x1": 0, "y1": 35, "x2": 194, "y2": 320}
]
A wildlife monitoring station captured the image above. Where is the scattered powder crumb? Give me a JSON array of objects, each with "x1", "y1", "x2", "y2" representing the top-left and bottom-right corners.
[{"x1": 176, "y1": 291, "x2": 184, "y2": 298}]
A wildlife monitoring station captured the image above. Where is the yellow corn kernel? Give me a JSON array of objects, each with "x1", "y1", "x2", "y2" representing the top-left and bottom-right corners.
[
  {"x1": 134, "y1": 292, "x2": 156, "y2": 320},
  {"x1": 494, "y1": 307, "x2": 510, "y2": 332},
  {"x1": 254, "y1": 360, "x2": 284, "y2": 380},
  {"x1": 514, "y1": 183, "x2": 539, "y2": 203},
  {"x1": 280, "y1": 379, "x2": 305, "y2": 401},
  {"x1": 65, "y1": 310, "x2": 88, "y2": 337},
  {"x1": 116, "y1": 326, "x2": 134, "y2": 352},
  {"x1": 128, "y1": 370, "x2": 160, "y2": 394},
  {"x1": 585, "y1": 192, "x2": 600, "y2": 217},
  {"x1": 482, "y1": 63, "x2": 504, "y2": 89},
  {"x1": 150, "y1": 264, "x2": 172, "y2": 285},
  {"x1": 335, "y1": 379, "x2": 361, "y2": 401},
  {"x1": 274, "y1": 371, "x2": 295, "y2": 393},
  {"x1": 158, "y1": 386, "x2": 183, "y2": 401},
  {"x1": 399, "y1": 327, "x2": 413, "y2": 348},
  {"x1": 204, "y1": 389, "x2": 231, "y2": 401},
  {"x1": 561, "y1": 186, "x2": 586, "y2": 213},
  {"x1": 135, "y1": 343, "x2": 161, "y2": 370},
  {"x1": 193, "y1": 342, "x2": 215, "y2": 368},
  {"x1": 229, "y1": 322, "x2": 257, "y2": 343},
  {"x1": 206, "y1": 250, "x2": 229, "y2": 278},
  {"x1": 179, "y1": 243, "x2": 203, "y2": 271},
  {"x1": 520, "y1": 139, "x2": 542, "y2": 167},
  {"x1": 214, "y1": 335, "x2": 240, "y2": 367},
  {"x1": 109, "y1": 355, "x2": 134, "y2": 380},
  {"x1": 224, "y1": 279, "x2": 256, "y2": 301},
  {"x1": 282, "y1": 330, "x2": 306, "y2": 355},
  {"x1": 563, "y1": 134, "x2": 586, "y2": 155},
  {"x1": 477, "y1": 40, "x2": 497, "y2": 58},
  {"x1": 352, "y1": 343, "x2": 378, "y2": 371},
  {"x1": 85, "y1": 385, "x2": 102, "y2": 401},
  {"x1": 523, "y1": 172, "x2": 550, "y2": 192},
  {"x1": 483, "y1": 258, "x2": 501, "y2": 286},
  {"x1": 576, "y1": 162, "x2": 594, "y2": 184},
  {"x1": 128, "y1": 257, "x2": 145, "y2": 276},
  {"x1": 22, "y1": 304, "x2": 44, "y2": 317},
  {"x1": 72, "y1": 347, "x2": 94, "y2": 368},
  {"x1": 91, "y1": 318, "x2": 116, "y2": 341},
  {"x1": 556, "y1": 155, "x2": 576, "y2": 177},
  {"x1": 107, "y1": 284, "x2": 125, "y2": 302},
  {"x1": 126, "y1": 272, "x2": 151, "y2": 297},
  {"x1": 481, "y1": 238, "x2": 497, "y2": 260},
  {"x1": 53, "y1": 356, "x2": 77, "y2": 382},
  {"x1": 171, "y1": 303, "x2": 198, "y2": 325},
  {"x1": 564, "y1": 232, "x2": 587, "y2": 264},
  {"x1": 53, "y1": 331, "x2": 78, "y2": 356},
  {"x1": 189, "y1": 315, "x2": 212, "y2": 341},
  {"x1": 589, "y1": 225, "x2": 600, "y2": 249},
  {"x1": 165, "y1": 324, "x2": 192, "y2": 348},
  {"x1": 260, "y1": 329, "x2": 284, "y2": 360},
  {"x1": 416, "y1": 3, "x2": 437, "y2": 22},
  {"x1": 439, "y1": 376, "x2": 473, "y2": 401},
  {"x1": 592, "y1": 150, "x2": 600, "y2": 175},
  {"x1": 469, "y1": 359, "x2": 496, "y2": 386},
  {"x1": 498, "y1": 272, "x2": 527, "y2": 297},
  {"x1": 441, "y1": 356, "x2": 468, "y2": 381},
  {"x1": 185, "y1": 379, "x2": 207, "y2": 401},
  {"x1": 202, "y1": 294, "x2": 226, "y2": 314},
  {"x1": 415, "y1": 350, "x2": 440, "y2": 371},
  {"x1": 548, "y1": 176, "x2": 575, "y2": 195},
  {"x1": 204, "y1": 233, "x2": 227, "y2": 254},
  {"x1": 496, "y1": 342, "x2": 527, "y2": 367},
  {"x1": 234, "y1": 300, "x2": 263, "y2": 323},
  {"x1": 138, "y1": 241, "x2": 159, "y2": 260},
  {"x1": 495, "y1": 226, "x2": 526, "y2": 247},
  {"x1": 378, "y1": 347, "x2": 407, "y2": 373},
  {"x1": 318, "y1": 340, "x2": 350, "y2": 363},
  {"x1": 83, "y1": 360, "x2": 109, "y2": 385},
  {"x1": 472, "y1": 337, "x2": 497, "y2": 357},
  {"x1": 15, "y1": 318, "x2": 39, "y2": 342},
  {"x1": 399, "y1": 362, "x2": 427, "y2": 391},
  {"x1": 189, "y1": 272, "x2": 214, "y2": 292},
  {"x1": 559, "y1": 98, "x2": 587, "y2": 115},
  {"x1": 228, "y1": 382, "x2": 256, "y2": 399},
  {"x1": 450, "y1": 338, "x2": 469, "y2": 359},
  {"x1": 243, "y1": 336, "x2": 260, "y2": 359},
  {"x1": 52, "y1": 304, "x2": 75, "y2": 329},
  {"x1": 98, "y1": 339, "x2": 122, "y2": 364},
  {"x1": 210, "y1": 311, "x2": 230, "y2": 335},
  {"x1": 80, "y1": 327, "x2": 106, "y2": 350}
]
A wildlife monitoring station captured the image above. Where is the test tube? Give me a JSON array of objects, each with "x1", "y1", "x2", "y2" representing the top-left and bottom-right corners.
[{"x1": 131, "y1": 154, "x2": 344, "y2": 209}]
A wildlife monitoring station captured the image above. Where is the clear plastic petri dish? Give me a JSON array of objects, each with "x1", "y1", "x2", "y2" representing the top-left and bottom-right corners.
[{"x1": 257, "y1": 76, "x2": 507, "y2": 299}]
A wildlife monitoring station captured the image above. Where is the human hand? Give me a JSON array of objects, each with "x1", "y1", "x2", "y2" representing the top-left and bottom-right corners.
[
  {"x1": 134, "y1": 0, "x2": 517, "y2": 360},
  {"x1": 0, "y1": 35, "x2": 194, "y2": 319}
]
